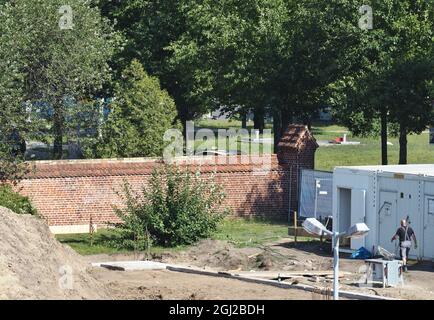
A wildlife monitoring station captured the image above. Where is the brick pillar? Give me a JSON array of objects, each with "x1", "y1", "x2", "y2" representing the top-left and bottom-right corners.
[{"x1": 277, "y1": 125, "x2": 319, "y2": 216}]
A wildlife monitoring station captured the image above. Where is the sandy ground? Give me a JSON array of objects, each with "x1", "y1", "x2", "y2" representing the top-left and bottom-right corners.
[
  {"x1": 2, "y1": 205, "x2": 433, "y2": 300},
  {"x1": 86, "y1": 238, "x2": 434, "y2": 300},
  {"x1": 90, "y1": 269, "x2": 316, "y2": 300},
  {"x1": 0, "y1": 207, "x2": 111, "y2": 300}
]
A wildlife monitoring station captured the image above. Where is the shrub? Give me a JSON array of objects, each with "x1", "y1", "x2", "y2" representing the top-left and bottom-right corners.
[
  {"x1": 0, "y1": 184, "x2": 37, "y2": 215},
  {"x1": 113, "y1": 165, "x2": 230, "y2": 248}
]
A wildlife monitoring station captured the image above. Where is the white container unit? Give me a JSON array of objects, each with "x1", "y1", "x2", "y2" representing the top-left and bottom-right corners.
[{"x1": 332, "y1": 164, "x2": 434, "y2": 260}]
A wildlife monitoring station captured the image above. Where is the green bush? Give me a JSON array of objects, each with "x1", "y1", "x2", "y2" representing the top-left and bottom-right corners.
[
  {"x1": 113, "y1": 165, "x2": 230, "y2": 248},
  {"x1": 97, "y1": 59, "x2": 181, "y2": 158},
  {"x1": 0, "y1": 184, "x2": 37, "y2": 215}
]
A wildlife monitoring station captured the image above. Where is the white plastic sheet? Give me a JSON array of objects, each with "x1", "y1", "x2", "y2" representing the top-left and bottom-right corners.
[{"x1": 299, "y1": 169, "x2": 333, "y2": 219}]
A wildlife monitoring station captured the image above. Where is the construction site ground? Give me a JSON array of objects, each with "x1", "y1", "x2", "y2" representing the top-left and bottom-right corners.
[
  {"x1": 86, "y1": 238, "x2": 434, "y2": 300},
  {"x1": 2, "y1": 208, "x2": 433, "y2": 300}
]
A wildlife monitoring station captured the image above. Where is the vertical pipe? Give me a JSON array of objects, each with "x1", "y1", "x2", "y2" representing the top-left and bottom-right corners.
[
  {"x1": 314, "y1": 179, "x2": 319, "y2": 219},
  {"x1": 333, "y1": 232, "x2": 340, "y2": 300},
  {"x1": 289, "y1": 165, "x2": 292, "y2": 216},
  {"x1": 294, "y1": 211, "x2": 298, "y2": 246}
]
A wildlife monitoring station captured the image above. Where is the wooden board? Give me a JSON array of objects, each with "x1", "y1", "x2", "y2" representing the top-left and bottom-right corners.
[{"x1": 228, "y1": 270, "x2": 352, "y2": 279}]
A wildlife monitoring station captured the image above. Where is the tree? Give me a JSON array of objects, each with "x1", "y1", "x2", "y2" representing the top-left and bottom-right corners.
[
  {"x1": 97, "y1": 60, "x2": 180, "y2": 158},
  {"x1": 388, "y1": 58, "x2": 434, "y2": 164},
  {"x1": 169, "y1": 0, "x2": 365, "y2": 148},
  {"x1": 98, "y1": 0, "x2": 210, "y2": 134},
  {"x1": 330, "y1": 0, "x2": 434, "y2": 164},
  {"x1": 0, "y1": 2, "x2": 28, "y2": 182},
  {"x1": 0, "y1": 0, "x2": 120, "y2": 159}
]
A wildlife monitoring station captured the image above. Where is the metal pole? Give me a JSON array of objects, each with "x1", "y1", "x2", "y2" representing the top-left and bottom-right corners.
[
  {"x1": 314, "y1": 179, "x2": 319, "y2": 219},
  {"x1": 333, "y1": 232, "x2": 340, "y2": 300},
  {"x1": 294, "y1": 211, "x2": 298, "y2": 246}
]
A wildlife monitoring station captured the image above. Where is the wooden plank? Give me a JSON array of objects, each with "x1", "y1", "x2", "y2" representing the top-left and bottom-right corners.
[
  {"x1": 288, "y1": 227, "x2": 332, "y2": 238},
  {"x1": 230, "y1": 270, "x2": 352, "y2": 278}
]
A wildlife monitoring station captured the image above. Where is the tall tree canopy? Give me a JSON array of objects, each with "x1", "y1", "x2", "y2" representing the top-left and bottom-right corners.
[
  {"x1": 167, "y1": 0, "x2": 367, "y2": 146},
  {"x1": 0, "y1": 0, "x2": 121, "y2": 159},
  {"x1": 330, "y1": 0, "x2": 434, "y2": 164},
  {"x1": 99, "y1": 0, "x2": 203, "y2": 133}
]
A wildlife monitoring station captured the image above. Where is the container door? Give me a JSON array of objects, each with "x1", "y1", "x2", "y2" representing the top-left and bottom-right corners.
[
  {"x1": 423, "y1": 196, "x2": 434, "y2": 259},
  {"x1": 350, "y1": 189, "x2": 366, "y2": 249},
  {"x1": 378, "y1": 191, "x2": 398, "y2": 254},
  {"x1": 396, "y1": 180, "x2": 420, "y2": 258}
]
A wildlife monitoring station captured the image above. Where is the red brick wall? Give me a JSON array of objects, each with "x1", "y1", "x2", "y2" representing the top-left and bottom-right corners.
[
  {"x1": 16, "y1": 126, "x2": 318, "y2": 231},
  {"x1": 17, "y1": 155, "x2": 293, "y2": 228}
]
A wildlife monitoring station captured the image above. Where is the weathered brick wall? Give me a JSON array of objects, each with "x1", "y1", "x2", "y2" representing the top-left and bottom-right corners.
[
  {"x1": 17, "y1": 156, "x2": 293, "y2": 232},
  {"x1": 16, "y1": 125, "x2": 317, "y2": 233}
]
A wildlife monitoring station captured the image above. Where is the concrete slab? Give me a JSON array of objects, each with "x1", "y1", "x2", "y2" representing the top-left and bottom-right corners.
[{"x1": 92, "y1": 261, "x2": 168, "y2": 271}]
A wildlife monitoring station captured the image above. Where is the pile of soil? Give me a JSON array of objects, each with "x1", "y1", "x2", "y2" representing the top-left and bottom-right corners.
[
  {"x1": 154, "y1": 239, "x2": 333, "y2": 272},
  {"x1": 154, "y1": 240, "x2": 256, "y2": 271},
  {"x1": 0, "y1": 207, "x2": 111, "y2": 299}
]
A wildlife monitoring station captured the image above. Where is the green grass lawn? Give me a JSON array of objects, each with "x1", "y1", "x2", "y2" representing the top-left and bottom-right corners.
[
  {"x1": 315, "y1": 129, "x2": 434, "y2": 171},
  {"x1": 57, "y1": 218, "x2": 291, "y2": 255},
  {"x1": 56, "y1": 228, "x2": 190, "y2": 255},
  {"x1": 196, "y1": 119, "x2": 434, "y2": 171},
  {"x1": 211, "y1": 218, "x2": 289, "y2": 247}
]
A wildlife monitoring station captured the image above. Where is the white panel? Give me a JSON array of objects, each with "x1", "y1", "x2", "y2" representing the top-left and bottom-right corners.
[
  {"x1": 395, "y1": 179, "x2": 420, "y2": 259},
  {"x1": 423, "y1": 196, "x2": 434, "y2": 259},
  {"x1": 351, "y1": 189, "x2": 366, "y2": 249},
  {"x1": 49, "y1": 224, "x2": 98, "y2": 234},
  {"x1": 378, "y1": 191, "x2": 398, "y2": 254}
]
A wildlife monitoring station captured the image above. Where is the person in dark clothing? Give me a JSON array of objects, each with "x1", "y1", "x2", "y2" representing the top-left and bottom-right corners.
[{"x1": 391, "y1": 219, "x2": 417, "y2": 271}]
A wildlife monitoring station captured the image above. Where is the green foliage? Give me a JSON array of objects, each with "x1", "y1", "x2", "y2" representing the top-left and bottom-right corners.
[
  {"x1": 0, "y1": 0, "x2": 121, "y2": 159},
  {"x1": 63, "y1": 99, "x2": 105, "y2": 159},
  {"x1": 329, "y1": 0, "x2": 434, "y2": 138},
  {"x1": 0, "y1": 137, "x2": 28, "y2": 183},
  {"x1": 0, "y1": 184, "x2": 37, "y2": 215},
  {"x1": 98, "y1": 0, "x2": 221, "y2": 127},
  {"x1": 113, "y1": 165, "x2": 229, "y2": 248},
  {"x1": 97, "y1": 60, "x2": 180, "y2": 158},
  {"x1": 99, "y1": 0, "x2": 434, "y2": 160}
]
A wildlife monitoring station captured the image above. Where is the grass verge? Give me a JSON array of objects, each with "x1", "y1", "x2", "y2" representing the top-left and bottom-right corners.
[{"x1": 57, "y1": 218, "x2": 291, "y2": 255}]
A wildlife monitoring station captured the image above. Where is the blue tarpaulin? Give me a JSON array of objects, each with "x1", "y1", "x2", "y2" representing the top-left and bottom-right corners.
[{"x1": 350, "y1": 247, "x2": 372, "y2": 260}]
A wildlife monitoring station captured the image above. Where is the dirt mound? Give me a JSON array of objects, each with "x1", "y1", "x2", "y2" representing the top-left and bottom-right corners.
[
  {"x1": 152, "y1": 240, "x2": 254, "y2": 271},
  {"x1": 0, "y1": 207, "x2": 111, "y2": 299},
  {"x1": 151, "y1": 239, "x2": 334, "y2": 272}
]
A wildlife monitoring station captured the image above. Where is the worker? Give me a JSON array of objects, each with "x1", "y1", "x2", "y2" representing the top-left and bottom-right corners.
[{"x1": 391, "y1": 219, "x2": 417, "y2": 272}]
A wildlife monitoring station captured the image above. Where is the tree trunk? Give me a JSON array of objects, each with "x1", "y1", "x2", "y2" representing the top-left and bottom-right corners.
[
  {"x1": 380, "y1": 109, "x2": 388, "y2": 165},
  {"x1": 241, "y1": 112, "x2": 247, "y2": 129},
  {"x1": 273, "y1": 108, "x2": 292, "y2": 153},
  {"x1": 253, "y1": 106, "x2": 265, "y2": 134},
  {"x1": 399, "y1": 124, "x2": 408, "y2": 165},
  {"x1": 53, "y1": 105, "x2": 64, "y2": 159},
  {"x1": 303, "y1": 116, "x2": 312, "y2": 131},
  {"x1": 281, "y1": 109, "x2": 291, "y2": 136},
  {"x1": 273, "y1": 109, "x2": 281, "y2": 153}
]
